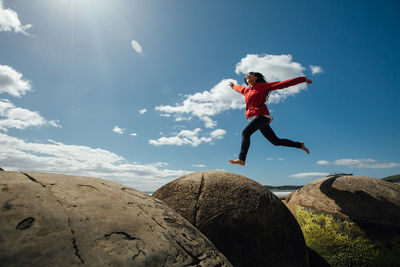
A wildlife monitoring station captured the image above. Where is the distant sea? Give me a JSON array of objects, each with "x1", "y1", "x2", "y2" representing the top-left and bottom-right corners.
[
  {"x1": 144, "y1": 190, "x2": 295, "y2": 198},
  {"x1": 270, "y1": 190, "x2": 295, "y2": 197}
]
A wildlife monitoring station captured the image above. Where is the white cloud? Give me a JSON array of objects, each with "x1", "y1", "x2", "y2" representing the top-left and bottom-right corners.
[
  {"x1": 0, "y1": 99, "x2": 60, "y2": 131},
  {"x1": 362, "y1": 163, "x2": 400, "y2": 169},
  {"x1": 113, "y1": 125, "x2": 125, "y2": 134},
  {"x1": 267, "y1": 157, "x2": 284, "y2": 161},
  {"x1": 155, "y1": 79, "x2": 244, "y2": 128},
  {"x1": 131, "y1": 40, "x2": 142, "y2": 53},
  {"x1": 209, "y1": 129, "x2": 226, "y2": 139},
  {"x1": 0, "y1": 65, "x2": 32, "y2": 97},
  {"x1": 333, "y1": 158, "x2": 400, "y2": 169},
  {"x1": 235, "y1": 54, "x2": 310, "y2": 104},
  {"x1": 290, "y1": 172, "x2": 330, "y2": 179},
  {"x1": 333, "y1": 158, "x2": 375, "y2": 166},
  {"x1": 139, "y1": 108, "x2": 147, "y2": 115},
  {"x1": 175, "y1": 116, "x2": 192, "y2": 122},
  {"x1": 193, "y1": 164, "x2": 206, "y2": 168},
  {"x1": 149, "y1": 127, "x2": 226, "y2": 147},
  {"x1": 0, "y1": 0, "x2": 32, "y2": 35},
  {"x1": 316, "y1": 158, "x2": 400, "y2": 169},
  {"x1": 130, "y1": 133, "x2": 137, "y2": 137},
  {"x1": 0, "y1": 133, "x2": 190, "y2": 191},
  {"x1": 310, "y1": 65, "x2": 323, "y2": 74}
]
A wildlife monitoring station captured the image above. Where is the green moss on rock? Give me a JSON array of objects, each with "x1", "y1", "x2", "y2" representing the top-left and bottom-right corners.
[{"x1": 296, "y1": 206, "x2": 400, "y2": 267}]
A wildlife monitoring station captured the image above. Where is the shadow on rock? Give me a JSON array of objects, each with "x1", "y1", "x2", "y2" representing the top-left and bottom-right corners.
[
  {"x1": 307, "y1": 247, "x2": 331, "y2": 267},
  {"x1": 319, "y1": 175, "x2": 400, "y2": 235}
]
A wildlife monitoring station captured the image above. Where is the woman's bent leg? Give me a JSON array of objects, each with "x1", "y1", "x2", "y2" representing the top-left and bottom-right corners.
[{"x1": 260, "y1": 125, "x2": 302, "y2": 148}]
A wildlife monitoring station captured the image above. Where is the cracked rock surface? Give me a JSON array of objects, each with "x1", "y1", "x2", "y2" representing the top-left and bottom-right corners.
[
  {"x1": 153, "y1": 171, "x2": 309, "y2": 267},
  {"x1": 0, "y1": 171, "x2": 232, "y2": 267}
]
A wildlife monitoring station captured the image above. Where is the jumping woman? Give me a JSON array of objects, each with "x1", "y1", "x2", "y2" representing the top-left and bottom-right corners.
[{"x1": 229, "y1": 72, "x2": 312, "y2": 166}]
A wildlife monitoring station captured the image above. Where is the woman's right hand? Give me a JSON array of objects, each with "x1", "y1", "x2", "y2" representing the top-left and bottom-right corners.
[{"x1": 229, "y1": 82, "x2": 234, "y2": 87}]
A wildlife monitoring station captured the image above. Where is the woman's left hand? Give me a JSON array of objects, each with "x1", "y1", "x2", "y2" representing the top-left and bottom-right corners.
[
  {"x1": 229, "y1": 82, "x2": 234, "y2": 87},
  {"x1": 306, "y1": 79, "x2": 313, "y2": 84}
]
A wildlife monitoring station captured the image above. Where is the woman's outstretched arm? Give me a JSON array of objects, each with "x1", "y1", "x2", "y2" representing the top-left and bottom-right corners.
[
  {"x1": 268, "y1": 77, "x2": 312, "y2": 91},
  {"x1": 229, "y1": 82, "x2": 248, "y2": 95}
]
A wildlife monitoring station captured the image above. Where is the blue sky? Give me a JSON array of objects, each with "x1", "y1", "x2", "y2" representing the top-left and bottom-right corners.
[{"x1": 1, "y1": 0, "x2": 399, "y2": 191}]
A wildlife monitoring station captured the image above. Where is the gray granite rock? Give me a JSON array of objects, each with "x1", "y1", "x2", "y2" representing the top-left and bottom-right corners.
[
  {"x1": 0, "y1": 171, "x2": 232, "y2": 267},
  {"x1": 153, "y1": 171, "x2": 309, "y2": 267}
]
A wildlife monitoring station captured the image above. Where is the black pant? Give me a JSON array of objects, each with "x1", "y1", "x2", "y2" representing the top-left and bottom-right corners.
[{"x1": 238, "y1": 116, "x2": 302, "y2": 161}]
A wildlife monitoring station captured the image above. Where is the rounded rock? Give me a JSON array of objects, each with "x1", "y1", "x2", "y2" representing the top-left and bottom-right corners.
[
  {"x1": 153, "y1": 171, "x2": 309, "y2": 267},
  {"x1": 0, "y1": 171, "x2": 232, "y2": 267},
  {"x1": 286, "y1": 174, "x2": 400, "y2": 266}
]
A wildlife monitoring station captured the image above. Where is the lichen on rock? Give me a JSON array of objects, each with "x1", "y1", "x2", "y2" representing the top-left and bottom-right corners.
[
  {"x1": 296, "y1": 206, "x2": 379, "y2": 266},
  {"x1": 287, "y1": 175, "x2": 400, "y2": 266}
]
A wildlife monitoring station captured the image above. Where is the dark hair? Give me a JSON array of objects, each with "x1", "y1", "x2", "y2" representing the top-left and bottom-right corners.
[{"x1": 244, "y1": 72, "x2": 267, "y2": 85}]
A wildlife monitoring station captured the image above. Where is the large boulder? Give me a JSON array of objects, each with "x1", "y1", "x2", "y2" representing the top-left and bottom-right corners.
[
  {"x1": 286, "y1": 174, "x2": 400, "y2": 266},
  {"x1": 153, "y1": 171, "x2": 309, "y2": 267},
  {"x1": 0, "y1": 171, "x2": 232, "y2": 267}
]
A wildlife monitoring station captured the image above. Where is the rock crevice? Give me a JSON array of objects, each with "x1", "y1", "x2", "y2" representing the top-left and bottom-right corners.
[
  {"x1": 68, "y1": 217, "x2": 85, "y2": 265},
  {"x1": 193, "y1": 174, "x2": 205, "y2": 226},
  {"x1": 104, "y1": 232, "x2": 137, "y2": 240},
  {"x1": 21, "y1": 172, "x2": 46, "y2": 188},
  {"x1": 16, "y1": 217, "x2": 35, "y2": 230}
]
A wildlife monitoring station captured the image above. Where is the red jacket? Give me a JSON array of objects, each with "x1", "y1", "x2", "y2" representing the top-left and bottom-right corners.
[{"x1": 231, "y1": 76, "x2": 307, "y2": 118}]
